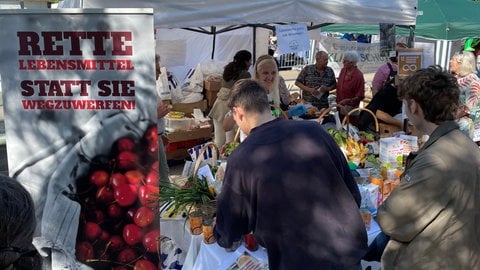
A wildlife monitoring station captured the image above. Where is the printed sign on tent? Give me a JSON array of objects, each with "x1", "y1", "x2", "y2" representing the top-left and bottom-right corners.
[
  {"x1": 0, "y1": 9, "x2": 159, "y2": 269},
  {"x1": 275, "y1": 24, "x2": 310, "y2": 55}
]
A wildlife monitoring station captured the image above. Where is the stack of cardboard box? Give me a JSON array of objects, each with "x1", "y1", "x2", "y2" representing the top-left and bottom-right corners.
[
  {"x1": 203, "y1": 80, "x2": 222, "y2": 108},
  {"x1": 163, "y1": 99, "x2": 213, "y2": 160}
]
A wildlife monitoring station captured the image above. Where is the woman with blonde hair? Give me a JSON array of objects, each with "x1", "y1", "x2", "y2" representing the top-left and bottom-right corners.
[
  {"x1": 223, "y1": 55, "x2": 289, "y2": 140},
  {"x1": 251, "y1": 54, "x2": 282, "y2": 108},
  {"x1": 449, "y1": 50, "x2": 480, "y2": 141}
]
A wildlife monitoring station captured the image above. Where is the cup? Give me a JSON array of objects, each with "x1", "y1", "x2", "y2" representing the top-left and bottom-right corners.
[
  {"x1": 202, "y1": 218, "x2": 216, "y2": 244},
  {"x1": 189, "y1": 212, "x2": 202, "y2": 235},
  {"x1": 360, "y1": 208, "x2": 372, "y2": 230}
]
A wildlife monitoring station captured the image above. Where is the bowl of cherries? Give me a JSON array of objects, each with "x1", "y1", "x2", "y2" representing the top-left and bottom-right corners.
[{"x1": 74, "y1": 124, "x2": 162, "y2": 270}]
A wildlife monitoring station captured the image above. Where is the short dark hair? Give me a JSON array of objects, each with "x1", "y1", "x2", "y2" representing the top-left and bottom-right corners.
[
  {"x1": 398, "y1": 65, "x2": 459, "y2": 124},
  {"x1": 0, "y1": 174, "x2": 42, "y2": 269},
  {"x1": 227, "y1": 79, "x2": 270, "y2": 114}
]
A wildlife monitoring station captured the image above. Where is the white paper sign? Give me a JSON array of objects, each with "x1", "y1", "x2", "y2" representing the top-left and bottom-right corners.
[{"x1": 275, "y1": 24, "x2": 310, "y2": 54}]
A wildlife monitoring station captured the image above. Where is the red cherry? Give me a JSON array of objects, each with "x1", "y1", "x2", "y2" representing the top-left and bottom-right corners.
[
  {"x1": 147, "y1": 140, "x2": 158, "y2": 157},
  {"x1": 84, "y1": 222, "x2": 102, "y2": 241},
  {"x1": 134, "y1": 259, "x2": 157, "y2": 270},
  {"x1": 117, "y1": 247, "x2": 137, "y2": 263},
  {"x1": 93, "y1": 210, "x2": 105, "y2": 224},
  {"x1": 90, "y1": 170, "x2": 109, "y2": 187},
  {"x1": 108, "y1": 235, "x2": 125, "y2": 251},
  {"x1": 107, "y1": 203, "x2": 123, "y2": 219},
  {"x1": 116, "y1": 137, "x2": 136, "y2": 152},
  {"x1": 143, "y1": 229, "x2": 160, "y2": 253},
  {"x1": 138, "y1": 185, "x2": 159, "y2": 208},
  {"x1": 114, "y1": 184, "x2": 138, "y2": 207},
  {"x1": 117, "y1": 151, "x2": 138, "y2": 170},
  {"x1": 145, "y1": 170, "x2": 159, "y2": 186},
  {"x1": 75, "y1": 241, "x2": 94, "y2": 263},
  {"x1": 134, "y1": 206, "x2": 155, "y2": 227},
  {"x1": 144, "y1": 125, "x2": 158, "y2": 143},
  {"x1": 100, "y1": 230, "x2": 110, "y2": 241},
  {"x1": 96, "y1": 185, "x2": 114, "y2": 204},
  {"x1": 125, "y1": 170, "x2": 145, "y2": 186},
  {"x1": 123, "y1": 223, "x2": 143, "y2": 246},
  {"x1": 150, "y1": 161, "x2": 159, "y2": 172},
  {"x1": 125, "y1": 207, "x2": 136, "y2": 222},
  {"x1": 110, "y1": 173, "x2": 128, "y2": 188}
]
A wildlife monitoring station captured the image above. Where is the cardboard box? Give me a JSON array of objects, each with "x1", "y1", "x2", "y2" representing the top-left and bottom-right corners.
[
  {"x1": 165, "y1": 137, "x2": 212, "y2": 160},
  {"x1": 379, "y1": 137, "x2": 404, "y2": 167},
  {"x1": 166, "y1": 148, "x2": 189, "y2": 160},
  {"x1": 204, "y1": 89, "x2": 218, "y2": 107},
  {"x1": 171, "y1": 99, "x2": 208, "y2": 114},
  {"x1": 204, "y1": 80, "x2": 222, "y2": 91},
  {"x1": 164, "y1": 126, "x2": 213, "y2": 143}
]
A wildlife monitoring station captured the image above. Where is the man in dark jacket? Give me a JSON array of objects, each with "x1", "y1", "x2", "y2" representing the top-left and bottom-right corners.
[{"x1": 214, "y1": 79, "x2": 367, "y2": 270}]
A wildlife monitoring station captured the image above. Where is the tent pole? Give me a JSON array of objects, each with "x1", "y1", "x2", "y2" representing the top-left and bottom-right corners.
[
  {"x1": 211, "y1": 26, "x2": 216, "y2": 59},
  {"x1": 253, "y1": 26, "x2": 257, "y2": 61}
]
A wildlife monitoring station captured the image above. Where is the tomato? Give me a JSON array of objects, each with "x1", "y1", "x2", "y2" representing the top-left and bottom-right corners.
[
  {"x1": 114, "y1": 184, "x2": 137, "y2": 207},
  {"x1": 134, "y1": 259, "x2": 157, "y2": 270},
  {"x1": 123, "y1": 223, "x2": 143, "y2": 246},
  {"x1": 142, "y1": 229, "x2": 160, "y2": 253},
  {"x1": 90, "y1": 170, "x2": 109, "y2": 187},
  {"x1": 133, "y1": 206, "x2": 155, "y2": 227}
]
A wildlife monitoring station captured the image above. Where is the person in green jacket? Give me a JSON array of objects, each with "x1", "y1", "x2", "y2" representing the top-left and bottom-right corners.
[{"x1": 377, "y1": 66, "x2": 480, "y2": 269}]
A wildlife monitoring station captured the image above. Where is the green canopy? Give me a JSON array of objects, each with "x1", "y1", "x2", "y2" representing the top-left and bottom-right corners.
[
  {"x1": 322, "y1": 0, "x2": 480, "y2": 40},
  {"x1": 416, "y1": 0, "x2": 480, "y2": 40}
]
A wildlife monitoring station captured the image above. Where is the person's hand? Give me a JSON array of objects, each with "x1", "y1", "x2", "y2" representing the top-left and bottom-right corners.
[
  {"x1": 319, "y1": 85, "x2": 328, "y2": 93},
  {"x1": 157, "y1": 103, "x2": 171, "y2": 119},
  {"x1": 338, "y1": 98, "x2": 349, "y2": 106},
  {"x1": 311, "y1": 87, "x2": 320, "y2": 96}
]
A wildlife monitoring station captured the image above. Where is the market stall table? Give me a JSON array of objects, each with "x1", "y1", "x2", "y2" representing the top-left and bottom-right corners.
[{"x1": 182, "y1": 219, "x2": 383, "y2": 270}]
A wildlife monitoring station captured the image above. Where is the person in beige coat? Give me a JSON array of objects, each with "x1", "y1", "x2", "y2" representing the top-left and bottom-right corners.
[{"x1": 377, "y1": 66, "x2": 480, "y2": 269}]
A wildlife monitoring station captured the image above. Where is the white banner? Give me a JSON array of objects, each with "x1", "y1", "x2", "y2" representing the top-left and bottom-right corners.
[
  {"x1": 319, "y1": 37, "x2": 390, "y2": 76},
  {"x1": 0, "y1": 9, "x2": 159, "y2": 269}
]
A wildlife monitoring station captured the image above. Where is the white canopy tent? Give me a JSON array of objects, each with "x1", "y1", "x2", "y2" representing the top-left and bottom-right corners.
[
  {"x1": 58, "y1": 0, "x2": 418, "y2": 29},
  {"x1": 56, "y1": 0, "x2": 418, "y2": 81}
]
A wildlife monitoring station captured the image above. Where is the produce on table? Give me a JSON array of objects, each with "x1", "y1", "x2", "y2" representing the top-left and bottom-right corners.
[
  {"x1": 221, "y1": 141, "x2": 240, "y2": 158},
  {"x1": 160, "y1": 175, "x2": 217, "y2": 219},
  {"x1": 167, "y1": 111, "x2": 185, "y2": 118},
  {"x1": 327, "y1": 128, "x2": 375, "y2": 166}
]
